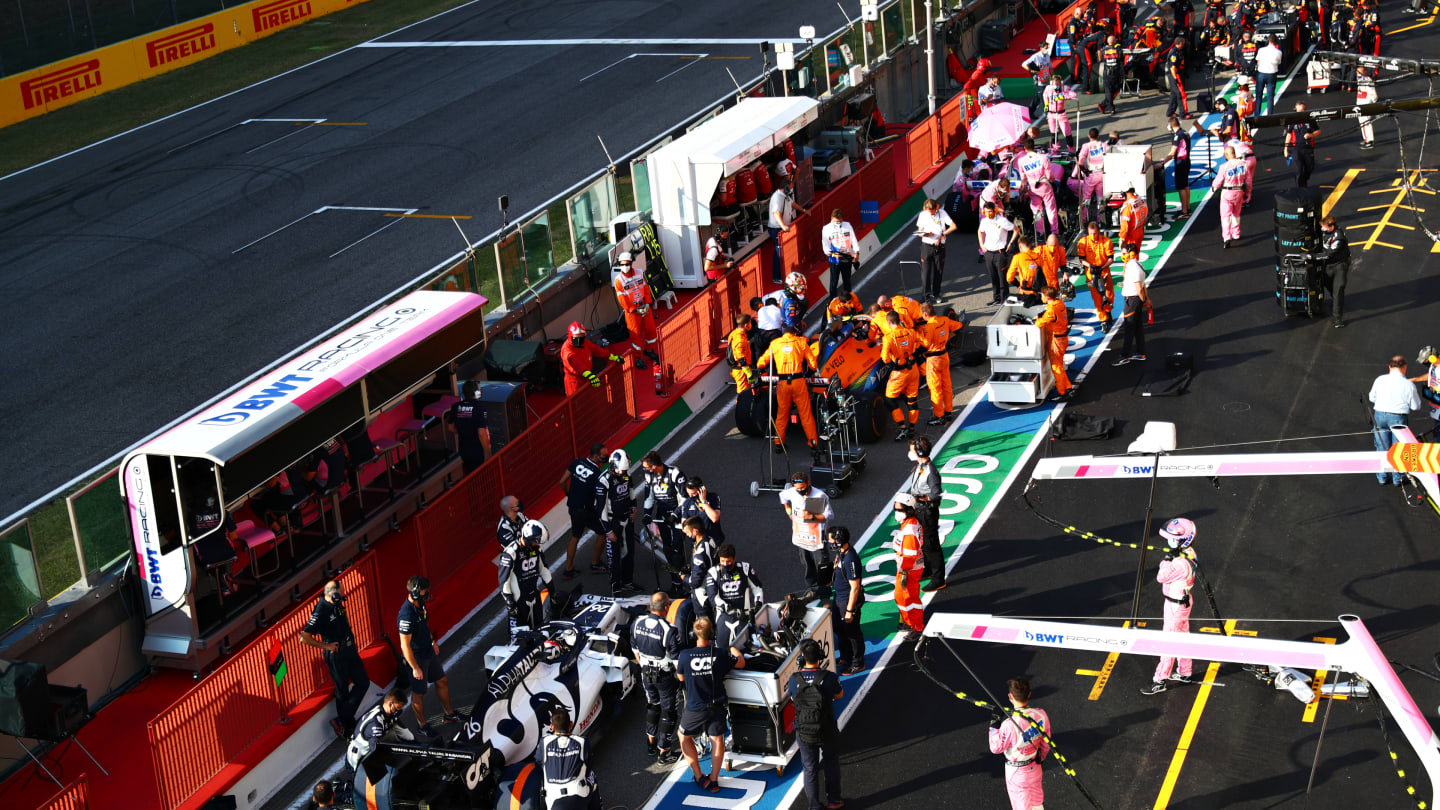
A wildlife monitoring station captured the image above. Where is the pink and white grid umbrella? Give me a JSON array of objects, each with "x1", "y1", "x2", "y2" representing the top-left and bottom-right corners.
[{"x1": 966, "y1": 102, "x2": 1032, "y2": 153}]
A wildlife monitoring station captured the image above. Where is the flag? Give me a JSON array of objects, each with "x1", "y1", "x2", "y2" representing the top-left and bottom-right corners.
[{"x1": 267, "y1": 638, "x2": 286, "y2": 687}]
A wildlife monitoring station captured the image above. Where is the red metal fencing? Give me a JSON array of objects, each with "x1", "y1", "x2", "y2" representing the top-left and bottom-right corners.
[
  {"x1": 147, "y1": 556, "x2": 384, "y2": 810},
  {"x1": 39, "y1": 777, "x2": 88, "y2": 810}
]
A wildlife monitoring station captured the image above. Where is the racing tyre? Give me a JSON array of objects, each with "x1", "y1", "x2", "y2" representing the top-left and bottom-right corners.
[
  {"x1": 734, "y1": 389, "x2": 770, "y2": 438},
  {"x1": 852, "y1": 392, "x2": 887, "y2": 443}
]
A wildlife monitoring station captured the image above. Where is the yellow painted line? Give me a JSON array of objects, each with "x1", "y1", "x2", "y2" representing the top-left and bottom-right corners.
[
  {"x1": 1075, "y1": 669, "x2": 1102, "y2": 676},
  {"x1": 1354, "y1": 170, "x2": 1430, "y2": 250},
  {"x1": 298, "y1": 121, "x2": 368, "y2": 126},
  {"x1": 383, "y1": 213, "x2": 473, "y2": 219},
  {"x1": 1321, "y1": 168, "x2": 1364, "y2": 217},
  {"x1": 1198, "y1": 625, "x2": 1256, "y2": 636},
  {"x1": 1387, "y1": 15, "x2": 1435, "y2": 35},
  {"x1": 1302, "y1": 637, "x2": 1339, "y2": 723},
  {"x1": 1153, "y1": 619, "x2": 1235, "y2": 809},
  {"x1": 1086, "y1": 620, "x2": 1129, "y2": 701}
]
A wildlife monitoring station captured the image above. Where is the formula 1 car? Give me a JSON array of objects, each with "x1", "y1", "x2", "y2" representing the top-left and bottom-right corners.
[{"x1": 351, "y1": 593, "x2": 644, "y2": 810}]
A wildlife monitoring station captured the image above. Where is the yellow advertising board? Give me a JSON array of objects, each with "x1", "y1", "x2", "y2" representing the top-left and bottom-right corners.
[{"x1": 1, "y1": 0, "x2": 369, "y2": 128}]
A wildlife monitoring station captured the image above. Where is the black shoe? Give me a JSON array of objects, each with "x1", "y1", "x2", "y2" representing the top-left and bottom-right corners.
[
  {"x1": 644, "y1": 349, "x2": 661, "y2": 364},
  {"x1": 1140, "y1": 681, "x2": 1169, "y2": 695},
  {"x1": 987, "y1": 298, "x2": 1003, "y2": 306},
  {"x1": 633, "y1": 355, "x2": 648, "y2": 370},
  {"x1": 772, "y1": 443, "x2": 785, "y2": 455},
  {"x1": 590, "y1": 563, "x2": 608, "y2": 573},
  {"x1": 923, "y1": 581, "x2": 948, "y2": 592},
  {"x1": 329, "y1": 718, "x2": 346, "y2": 739},
  {"x1": 893, "y1": 427, "x2": 909, "y2": 441},
  {"x1": 1111, "y1": 356, "x2": 1132, "y2": 367},
  {"x1": 657, "y1": 749, "x2": 681, "y2": 765},
  {"x1": 1361, "y1": 142, "x2": 1375, "y2": 150},
  {"x1": 1223, "y1": 239, "x2": 1232, "y2": 249},
  {"x1": 1333, "y1": 320, "x2": 1346, "y2": 328},
  {"x1": 647, "y1": 740, "x2": 660, "y2": 758},
  {"x1": 1168, "y1": 673, "x2": 1196, "y2": 685},
  {"x1": 927, "y1": 416, "x2": 946, "y2": 426}
]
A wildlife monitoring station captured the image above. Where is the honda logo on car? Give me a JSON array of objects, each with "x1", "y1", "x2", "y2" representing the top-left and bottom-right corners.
[
  {"x1": 1023, "y1": 630, "x2": 1128, "y2": 648},
  {"x1": 146, "y1": 23, "x2": 216, "y2": 68},
  {"x1": 253, "y1": 0, "x2": 313, "y2": 33},
  {"x1": 20, "y1": 59, "x2": 102, "y2": 109}
]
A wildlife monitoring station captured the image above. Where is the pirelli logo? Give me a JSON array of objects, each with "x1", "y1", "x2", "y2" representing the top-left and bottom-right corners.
[
  {"x1": 253, "y1": 0, "x2": 313, "y2": 33},
  {"x1": 146, "y1": 23, "x2": 217, "y2": 68},
  {"x1": 20, "y1": 59, "x2": 102, "y2": 110}
]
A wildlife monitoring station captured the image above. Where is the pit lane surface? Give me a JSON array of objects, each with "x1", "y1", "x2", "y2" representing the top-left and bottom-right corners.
[
  {"x1": 264, "y1": 6, "x2": 1440, "y2": 809},
  {"x1": 0, "y1": 0, "x2": 848, "y2": 521}
]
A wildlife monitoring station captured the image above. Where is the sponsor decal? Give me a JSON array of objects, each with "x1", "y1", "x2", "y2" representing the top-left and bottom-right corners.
[
  {"x1": 198, "y1": 374, "x2": 313, "y2": 426},
  {"x1": 20, "y1": 59, "x2": 102, "y2": 110},
  {"x1": 1024, "y1": 630, "x2": 1129, "y2": 648},
  {"x1": 146, "y1": 23, "x2": 217, "y2": 68},
  {"x1": 253, "y1": 0, "x2": 313, "y2": 33}
]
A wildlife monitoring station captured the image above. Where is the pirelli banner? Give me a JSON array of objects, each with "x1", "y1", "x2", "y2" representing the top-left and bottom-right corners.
[{"x1": 1, "y1": 0, "x2": 371, "y2": 128}]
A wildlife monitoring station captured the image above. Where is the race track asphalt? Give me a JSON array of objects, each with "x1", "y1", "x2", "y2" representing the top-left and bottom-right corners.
[{"x1": 0, "y1": 0, "x2": 850, "y2": 520}]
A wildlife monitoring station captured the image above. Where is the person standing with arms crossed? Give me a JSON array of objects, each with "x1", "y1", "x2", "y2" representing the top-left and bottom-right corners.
[
  {"x1": 988, "y1": 678, "x2": 1052, "y2": 810},
  {"x1": 891, "y1": 494, "x2": 926, "y2": 640},
  {"x1": 905, "y1": 435, "x2": 946, "y2": 591},
  {"x1": 301, "y1": 580, "x2": 369, "y2": 739},
  {"x1": 1076, "y1": 220, "x2": 1115, "y2": 329},
  {"x1": 1112, "y1": 244, "x2": 1153, "y2": 366},
  {"x1": 821, "y1": 208, "x2": 860, "y2": 296},
  {"x1": 915, "y1": 198, "x2": 957, "y2": 304},
  {"x1": 977, "y1": 202, "x2": 1016, "y2": 306}
]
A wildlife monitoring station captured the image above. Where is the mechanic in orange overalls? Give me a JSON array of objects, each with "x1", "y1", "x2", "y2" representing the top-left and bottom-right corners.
[
  {"x1": 613, "y1": 252, "x2": 661, "y2": 367},
  {"x1": 892, "y1": 493, "x2": 926, "y2": 639},
  {"x1": 725, "y1": 315, "x2": 756, "y2": 396},
  {"x1": 1005, "y1": 236, "x2": 1045, "y2": 304},
  {"x1": 916, "y1": 303, "x2": 964, "y2": 426},
  {"x1": 1075, "y1": 220, "x2": 1115, "y2": 329},
  {"x1": 825, "y1": 290, "x2": 864, "y2": 326},
  {"x1": 1036, "y1": 233, "x2": 1066, "y2": 289},
  {"x1": 876, "y1": 294, "x2": 924, "y2": 330},
  {"x1": 561, "y1": 322, "x2": 625, "y2": 396},
  {"x1": 756, "y1": 325, "x2": 818, "y2": 454},
  {"x1": 881, "y1": 311, "x2": 922, "y2": 441},
  {"x1": 1119, "y1": 187, "x2": 1148, "y2": 254},
  {"x1": 1035, "y1": 286, "x2": 1073, "y2": 402}
]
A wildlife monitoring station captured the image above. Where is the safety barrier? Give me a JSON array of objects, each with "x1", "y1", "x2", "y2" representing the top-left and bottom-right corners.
[
  {"x1": 38, "y1": 777, "x2": 88, "y2": 810},
  {"x1": 147, "y1": 555, "x2": 384, "y2": 810}
]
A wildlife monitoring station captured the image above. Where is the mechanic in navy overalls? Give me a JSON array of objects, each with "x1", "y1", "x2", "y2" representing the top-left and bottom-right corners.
[
  {"x1": 346, "y1": 688, "x2": 413, "y2": 807},
  {"x1": 682, "y1": 516, "x2": 719, "y2": 611},
  {"x1": 631, "y1": 592, "x2": 682, "y2": 766},
  {"x1": 595, "y1": 449, "x2": 640, "y2": 594},
  {"x1": 498, "y1": 519, "x2": 553, "y2": 639},
  {"x1": 704, "y1": 544, "x2": 765, "y2": 653},
  {"x1": 301, "y1": 580, "x2": 369, "y2": 738},
  {"x1": 639, "y1": 451, "x2": 688, "y2": 593},
  {"x1": 536, "y1": 708, "x2": 601, "y2": 810},
  {"x1": 448, "y1": 381, "x2": 491, "y2": 475}
]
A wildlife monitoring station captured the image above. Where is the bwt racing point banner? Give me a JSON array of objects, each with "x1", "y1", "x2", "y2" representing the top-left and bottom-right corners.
[{"x1": 1, "y1": 0, "x2": 370, "y2": 127}]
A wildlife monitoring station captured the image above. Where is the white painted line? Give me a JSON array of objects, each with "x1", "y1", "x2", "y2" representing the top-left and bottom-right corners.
[
  {"x1": 654, "y1": 57, "x2": 706, "y2": 84},
  {"x1": 232, "y1": 210, "x2": 319, "y2": 254},
  {"x1": 244, "y1": 125, "x2": 317, "y2": 154},
  {"x1": 328, "y1": 209, "x2": 418, "y2": 258},
  {"x1": 319, "y1": 205, "x2": 420, "y2": 213},
  {"x1": 358, "y1": 38, "x2": 805, "y2": 48},
  {"x1": 580, "y1": 53, "x2": 708, "y2": 83}
]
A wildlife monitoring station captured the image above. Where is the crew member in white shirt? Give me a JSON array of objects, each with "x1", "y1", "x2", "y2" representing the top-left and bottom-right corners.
[
  {"x1": 820, "y1": 209, "x2": 860, "y2": 296},
  {"x1": 1255, "y1": 35, "x2": 1284, "y2": 115},
  {"x1": 915, "y1": 199, "x2": 957, "y2": 304},
  {"x1": 768, "y1": 179, "x2": 809, "y2": 284},
  {"x1": 1369, "y1": 355, "x2": 1421, "y2": 486},
  {"x1": 1111, "y1": 243, "x2": 1153, "y2": 366},
  {"x1": 977, "y1": 201, "x2": 1016, "y2": 305}
]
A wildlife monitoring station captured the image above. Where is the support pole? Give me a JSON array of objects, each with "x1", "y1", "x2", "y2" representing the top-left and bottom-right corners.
[
  {"x1": 925, "y1": 0, "x2": 936, "y2": 115},
  {"x1": 1128, "y1": 451, "x2": 1162, "y2": 623}
]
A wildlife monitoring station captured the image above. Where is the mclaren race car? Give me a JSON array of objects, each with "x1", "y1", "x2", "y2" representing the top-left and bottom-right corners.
[{"x1": 349, "y1": 594, "x2": 644, "y2": 810}]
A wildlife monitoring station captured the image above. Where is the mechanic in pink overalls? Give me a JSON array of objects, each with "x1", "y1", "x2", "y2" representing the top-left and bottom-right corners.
[
  {"x1": 1142, "y1": 517, "x2": 1200, "y2": 695},
  {"x1": 988, "y1": 677, "x2": 1052, "y2": 810}
]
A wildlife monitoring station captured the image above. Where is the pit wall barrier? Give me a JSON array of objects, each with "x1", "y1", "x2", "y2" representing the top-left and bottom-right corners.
[
  {"x1": 39, "y1": 777, "x2": 89, "y2": 810},
  {"x1": 0, "y1": 0, "x2": 374, "y2": 127},
  {"x1": 139, "y1": 93, "x2": 977, "y2": 810}
]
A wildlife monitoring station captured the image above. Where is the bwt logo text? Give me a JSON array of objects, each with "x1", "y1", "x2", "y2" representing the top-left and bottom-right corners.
[
  {"x1": 20, "y1": 60, "x2": 101, "y2": 109},
  {"x1": 147, "y1": 23, "x2": 216, "y2": 68},
  {"x1": 253, "y1": 0, "x2": 313, "y2": 33}
]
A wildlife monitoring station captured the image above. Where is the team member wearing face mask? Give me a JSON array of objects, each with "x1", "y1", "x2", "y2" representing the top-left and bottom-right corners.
[
  {"x1": 1142, "y1": 518, "x2": 1200, "y2": 695},
  {"x1": 397, "y1": 576, "x2": 459, "y2": 739},
  {"x1": 892, "y1": 494, "x2": 926, "y2": 640},
  {"x1": 301, "y1": 580, "x2": 369, "y2": 738}
]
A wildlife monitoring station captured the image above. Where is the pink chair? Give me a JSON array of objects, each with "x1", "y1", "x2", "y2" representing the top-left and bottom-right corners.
[{"x1": 233, "y1": 519, "x2": 280, "y2": 580}]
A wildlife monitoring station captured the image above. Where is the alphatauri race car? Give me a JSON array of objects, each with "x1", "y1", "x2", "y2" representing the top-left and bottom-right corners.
[{"x1": 348, "y1": 594, "x2": 644, "y2": 810}]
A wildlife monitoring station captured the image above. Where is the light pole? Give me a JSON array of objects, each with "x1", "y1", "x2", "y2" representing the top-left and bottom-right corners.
[{"x1": 924, "y1": 0, "x2": 936, "y2": 114}]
